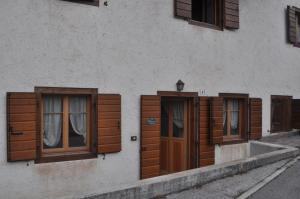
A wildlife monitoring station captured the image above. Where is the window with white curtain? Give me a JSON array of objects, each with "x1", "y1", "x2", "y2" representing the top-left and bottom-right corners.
[
  {"x1": 42, "y1": 95, "x2": 90, "y2": 153},
  {"x1": 223, "y1": 99, "x2": 243, "y2": 138}
]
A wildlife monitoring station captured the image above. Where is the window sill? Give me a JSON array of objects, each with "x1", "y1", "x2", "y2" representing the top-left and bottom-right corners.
[
  {"x1": 188, "y1": 20, "x2": 223, "y2": 31},
  {"x1": 61, "y1": 0, "x2": 99, "y2": 6},
  {"x1": 221, "y1": 137, "x2": 248, "y2": 145},
  {"x1": 35, "y1": 151, "x2": 97, "y2": 164}
]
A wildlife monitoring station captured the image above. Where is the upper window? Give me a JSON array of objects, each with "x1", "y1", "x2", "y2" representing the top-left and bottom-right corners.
[
  {"x1": 192, "y1": 0, "x2": 222, "y2": 28},
  {"x1": 287, "y1": 6, "x2": 300, "y2": 47},
  {"x1": 297, "y1": 14, "x2": 300, "y2": 43},
  {"x1": 42, "y1": 95, "x2": 90, "y2": 155},
  {"x1": 175, "y1": 0, "x2": 240, "y2": 30}
]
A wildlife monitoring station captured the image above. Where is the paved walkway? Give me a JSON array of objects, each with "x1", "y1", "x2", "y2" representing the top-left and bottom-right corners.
[
  {"x1": 166, "y1": 132, "x2": 300, "y2": 199},
  {"x1": 166, "y1": 159, "x2": 292, "y2": 199},
  {"x1": 261, "y1": 131, "x2": 300, "y2": 148}
]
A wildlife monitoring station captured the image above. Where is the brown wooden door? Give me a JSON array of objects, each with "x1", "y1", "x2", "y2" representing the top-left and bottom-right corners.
[
  {"x1": 271, "y1": 96, "x2": 292, "y2": 133},
  {"x1": 160, "y1": 99, "x2": 188, "y2": 174}
]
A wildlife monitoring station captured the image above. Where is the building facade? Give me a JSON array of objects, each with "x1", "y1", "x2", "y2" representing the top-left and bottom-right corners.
[{"x1": 1, "y1": 0, "x2": 300, "y2": 198}]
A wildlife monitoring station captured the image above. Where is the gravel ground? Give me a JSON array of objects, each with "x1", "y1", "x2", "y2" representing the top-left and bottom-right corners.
[{"x1": 165, "y1": 159, "x2": 291, "y2": 199}]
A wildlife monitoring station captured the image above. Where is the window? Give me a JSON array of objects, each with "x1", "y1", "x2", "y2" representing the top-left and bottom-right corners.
[
  {"x1": 42, "y1": 95, "x2": 90, "y2": 154},
  {"x1": 35, "y1": 87, "x2": 98, "y2": 163},
  {"x1": 223, "y1": 99, "x2": 242, "y2": 138},
  {"x1": 287, "y1": 6, "x2": 300, "y2": 47},
  {"x1": 7, "y1": 87, "x2": 122, "y2": 163},
  {"x1": 219, "y1": 93, "x2": 249, "y2": 142},
  {"x1": 191, "y1": 0, "x2": 222, "y2": 28},
  {"x1": 175, "y1": 0, "x2": 240, "y2": 30}
]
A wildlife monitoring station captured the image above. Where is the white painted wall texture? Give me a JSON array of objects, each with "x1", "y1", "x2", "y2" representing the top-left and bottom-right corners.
[{"x1": 1, "y1": 0, "x2": 300, "y2": 198}]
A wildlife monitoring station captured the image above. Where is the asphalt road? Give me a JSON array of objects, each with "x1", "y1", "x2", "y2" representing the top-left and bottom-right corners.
[{"x1": 250, "y1": 160, "x2": 300, "y2": 199}]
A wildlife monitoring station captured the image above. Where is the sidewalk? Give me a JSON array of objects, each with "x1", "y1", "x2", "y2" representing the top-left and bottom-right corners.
[
  {"x1": 166, "y1": 130, "x2": 300, "y2": 199},
  {"x1": 260, "y1": 130, "x2": 300, "y2": 148},
  {"x1": 166, "y1": 159, "x2": 292, "y2": 199}
]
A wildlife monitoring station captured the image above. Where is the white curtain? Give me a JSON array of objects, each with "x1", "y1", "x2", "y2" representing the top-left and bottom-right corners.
[
  {"x1": 173, "y1": 102, "x2": 184, "y2": 129},
  {"x1": 231, "y1": 100, "x2": 239, "y2": 130},
  {"x1": 69, "y1": 96, "x2": 87, "y2": 143},
  {"x1": 44, "y1": 96, "x2": 62, "y2": 147}
]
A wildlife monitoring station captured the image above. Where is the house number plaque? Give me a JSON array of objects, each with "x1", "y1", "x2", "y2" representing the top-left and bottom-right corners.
[{"x1": 147, "y1": 118, "x2": 157, "y2": 125}]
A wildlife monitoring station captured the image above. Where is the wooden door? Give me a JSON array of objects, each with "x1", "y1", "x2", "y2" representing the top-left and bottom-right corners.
[
  {"x1": 160, "y1": 99, "x2": 188, "y2": 174},
  {"x1": 271, "y1": 96, "x2": 292, "y2": 133}
]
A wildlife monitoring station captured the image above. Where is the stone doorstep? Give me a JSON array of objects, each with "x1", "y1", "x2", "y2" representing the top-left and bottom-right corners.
[{"x1": 82, "y1": 143, "x2": 299, "y2": 199}]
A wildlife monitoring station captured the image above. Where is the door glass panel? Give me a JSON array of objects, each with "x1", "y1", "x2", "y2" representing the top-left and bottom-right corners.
[
  {"x1": 173, "y1": 101, "x2": 184, "y2": 138},
  {"x1": 161, "y1": 100, "x2": 169, "y2": 137}
]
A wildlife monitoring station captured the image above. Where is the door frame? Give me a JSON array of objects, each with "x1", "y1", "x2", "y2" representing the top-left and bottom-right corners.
[
  {"x1": 270, "y1": 95, "x2": 292, "y2": 133},
  {"x1": 158, "y1": 91, "x2": 199, "y2": 172}
]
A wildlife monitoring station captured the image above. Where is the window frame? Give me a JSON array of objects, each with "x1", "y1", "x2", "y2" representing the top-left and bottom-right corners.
[
  {"x1": 189, "y1": 0, "x2": 224, "y2": 31},
  {"x1": 35, "y1": 87, "x2": 98, "y2": 163},
  {"x1": 219, "y1": 93, "x2": 249, "y2": 144}
]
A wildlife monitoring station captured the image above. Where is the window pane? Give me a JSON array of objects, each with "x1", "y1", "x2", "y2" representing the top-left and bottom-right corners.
[
  {"x1": 297, "y1": 15, "x2": 300, "y2": 43},
  {"x1": 192, "y1": 0, "x2": 217, "y2": 25},
  {"x1": 43, "y1": 96, "x2": 63, "y2": 149},
  {"x1": 69, "y1": 96, "x2": 87, "y2": 147},
  {"x1": 173, "y1": 101, "x2": 184, "y2": 138},
  {"x1": 230, "y1": 100, "x2": 239, "y2": 136},
  {"x1": 223, "y1": 100, "x2": 227, "y2": 136},
  {"x1": 161, "y1": 100, "x2": 169, "y2": 137}
]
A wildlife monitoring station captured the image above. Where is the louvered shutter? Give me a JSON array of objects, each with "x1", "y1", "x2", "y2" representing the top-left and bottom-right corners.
[
  {"x1": 175, "y1": 0, "x2": 192, "y2": 19},
  {"x1": 287, "y1": 6, "x2": 297, "y2": 44},
  {"x1": 249, "y1": 98, "x2": 262, "y2": 140},
  {"x1": 209, "y1": 97, "x2": 223, "y2": 145},
  {"x1": 292, "y1": 99, "x2": 300, "y2": 129},
  {"x1": 140, "y1": 95, "x2": 161, "y2": 179},
  {"x1": 98, "y1": 94, "x2": 121, "y2": 153},
  {"x1": 224, "y1": 0, "x2": 239, "y2": 29},
  {"x1": 199, "y1": 97, "x2": 215, "y2": 167},
  {"x1": 7, "y1": 93, "x2": 37, "y2": 161}
]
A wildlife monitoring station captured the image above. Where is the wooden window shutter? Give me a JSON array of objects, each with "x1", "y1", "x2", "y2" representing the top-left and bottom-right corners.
[
  {"x1": 7, "y1": 93, "x2": 37, "y2": 162},
  {"x1": 292, "y1": 99, "x2": 300, "y2": 129},
  {"x1": 287, "y1": 6, "x2": 297, "y2": 44},
  {"x1": 98, "y1": 94, "x2": 121, "y2": 154},
  {"x1": 224, "y1": 0, "x2": 239, "y2": 29},
  {"x1": 140, "y1": 95, "x2": 161, "y2": 179},
  {"x1": 209, "y1": 97, "x2": 223, "y2": 145},
  {"x1": 249, "y1": 98, "x2": 262, "y2": 140},
  {"x1": 199, "y1": 97, "x2": 215, "y2": 167},
  {"x1": 175, "y1": 0, "x2": 192, "y2": 20}
]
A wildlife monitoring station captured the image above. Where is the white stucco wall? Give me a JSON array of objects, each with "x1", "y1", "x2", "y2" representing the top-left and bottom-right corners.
[{"x1": 1, "y1": 0, "x2": 300, "y2": 198}]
